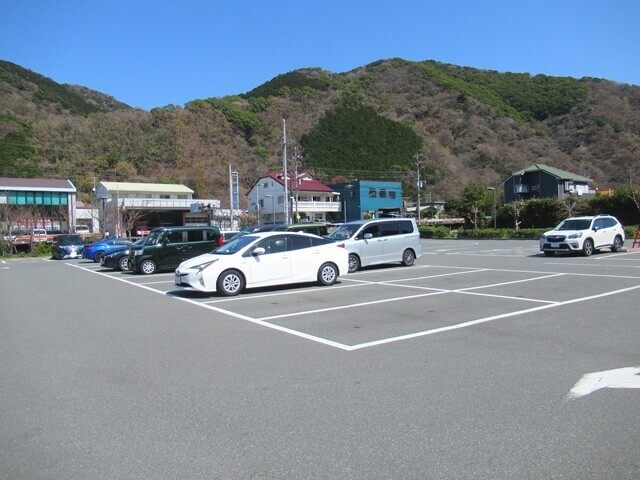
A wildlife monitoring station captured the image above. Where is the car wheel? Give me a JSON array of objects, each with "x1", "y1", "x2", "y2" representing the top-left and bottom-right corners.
[
  {"x1": 348, "y1": 254, "x2": 360, "y2": 273},
  {"x1": 317, "y1": 262, "x2": 338, "y2": 286},
  {"x1": 582, "y1": 238, "x2": 594, "y2": 256},
  {"x1": 612, "y1": 235, "x2": 623, "y2": 252},
  {"x1": 217, "y1": 269, "x2": 244, "y2": 296},
  {"x1": 544, "y1": 251, "x2": 555, "y2": 256},
  {"x1": 139, "y1": 259, "x2": 157, "y2": 275},
  {"x1": 401, "y1": 249, "x2": 415, "y2": 266},
  {"x1": 118, "y1": 256, "x2": 129, "y2": 271},
  {"x1": 93, "y1": 251, "x2": 103, "y2": 262}
]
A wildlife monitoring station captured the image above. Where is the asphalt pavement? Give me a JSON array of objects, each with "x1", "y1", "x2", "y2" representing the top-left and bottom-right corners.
[{"x1": 1, "y1": 239, "x2": 639, "y2": 479}]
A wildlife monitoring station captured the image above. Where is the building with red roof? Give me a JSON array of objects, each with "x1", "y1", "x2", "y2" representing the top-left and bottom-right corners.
[{"x1": 247, "y1": 172, "x2": 341, "y2": 224}]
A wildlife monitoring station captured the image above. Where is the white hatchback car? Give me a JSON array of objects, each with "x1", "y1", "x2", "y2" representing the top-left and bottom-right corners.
[
  {"x1": 539, "y1": 214, "x2": 625, "y2": 256},
  {"x1": 174, "y1": 231, "x2": 349, "y2": 296}
]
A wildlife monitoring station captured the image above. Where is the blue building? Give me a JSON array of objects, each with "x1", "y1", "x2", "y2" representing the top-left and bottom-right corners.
[{"x1": 330, "y1": 180, "x2": 403, "y2": 222}]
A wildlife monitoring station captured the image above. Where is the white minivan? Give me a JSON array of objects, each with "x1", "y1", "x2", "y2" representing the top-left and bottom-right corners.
[{"x1": 326, "y1": 218, "x2": 422, "y2": 273}]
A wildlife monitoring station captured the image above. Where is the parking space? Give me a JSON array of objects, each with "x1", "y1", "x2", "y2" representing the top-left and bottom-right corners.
[{"x1": 67, "y1": 240, "x2": 640, "y2": 351}]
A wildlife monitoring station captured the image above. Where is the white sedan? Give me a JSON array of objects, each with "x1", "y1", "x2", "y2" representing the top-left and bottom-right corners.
[{"x1": 174, "y1": 231, "x2": 349, "y2": 296}]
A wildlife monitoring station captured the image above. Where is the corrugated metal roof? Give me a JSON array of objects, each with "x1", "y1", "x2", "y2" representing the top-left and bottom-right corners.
[
  {"x1": 0, "y1": 177, "x2": 76, "y2": 191},
  {"x1": 99, "y1": 182, "x2": 194, "y2": 194},
  {"x1": 511, "y1": 164, "x2": 592, "y2": 182}
]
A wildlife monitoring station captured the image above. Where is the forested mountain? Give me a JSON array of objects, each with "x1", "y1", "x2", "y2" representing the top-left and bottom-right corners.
[{"x1": 1, "y1": 58, "x2": 639, "y2": 207}]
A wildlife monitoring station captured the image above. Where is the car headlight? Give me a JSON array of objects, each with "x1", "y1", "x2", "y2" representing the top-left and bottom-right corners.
[
  {"x1": 540, "y1": 234, "x2": 546, "y2": 240},
  {"x1": 191, "y1": 259, "x2": 219, "y2": 273},
  {"x1": 134, "y1": 250, "x2": 143, "y2": 256},
  {"x1": 567, "y1": 233, "x2": 583, "y2": 239}
]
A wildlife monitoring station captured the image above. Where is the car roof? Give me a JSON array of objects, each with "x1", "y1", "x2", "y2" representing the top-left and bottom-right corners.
[{"x1": 246, "y1": 231, "x2": 322, "y2": 239}]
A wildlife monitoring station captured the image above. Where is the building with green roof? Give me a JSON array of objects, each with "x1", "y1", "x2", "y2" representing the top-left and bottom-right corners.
[{"x1": 502, "y1": 164, "x2": 595, "y2": 204}]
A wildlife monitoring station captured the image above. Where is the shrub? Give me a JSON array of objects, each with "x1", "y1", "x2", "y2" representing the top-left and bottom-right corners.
[{"x1": 419, "y1": 226, "x2": 453, "y2": 238}]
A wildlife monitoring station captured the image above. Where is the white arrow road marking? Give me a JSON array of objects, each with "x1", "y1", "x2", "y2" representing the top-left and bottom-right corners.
[{"x1": 568, "y1": 367, "x2": 640, "y2": 399}]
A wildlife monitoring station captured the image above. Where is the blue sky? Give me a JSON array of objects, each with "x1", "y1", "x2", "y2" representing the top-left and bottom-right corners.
[{"x1": 1, "y1": 0, "x2": 639, "y2": 110}]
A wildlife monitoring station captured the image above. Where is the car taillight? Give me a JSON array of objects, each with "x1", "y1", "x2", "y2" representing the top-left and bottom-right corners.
[
  {"x1": 218, "y1": 237, "x2": 223, "y2": 246},
  {"x1": 337, "y1": 243, "x2": 345, "y2": 248}
]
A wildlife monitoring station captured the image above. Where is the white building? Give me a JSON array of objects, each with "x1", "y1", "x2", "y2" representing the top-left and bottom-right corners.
[
  {"x1": 95, "y1": 181, "x2": 224, "y2": 236},
  {"x1": 247, "y1": 172, "x2": 341, "y2": 225}
]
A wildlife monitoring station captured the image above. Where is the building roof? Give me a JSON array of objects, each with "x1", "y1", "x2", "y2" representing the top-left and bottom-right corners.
[
  {"x1": 262, "y1": 172, "x2": 334, "y2": 193},
  {"x1": 0, "y1": 177, "x2": 76, "y2": 192},
  {"x1": 511, "y1": 164, "x2": 592, "y2": 182},
  {"x1": 99, "y1": 181, "x2": 194, "y2": 194}
]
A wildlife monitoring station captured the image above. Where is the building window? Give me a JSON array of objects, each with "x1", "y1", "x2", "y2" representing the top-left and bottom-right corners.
[
  {"x1": 177, "y1": 195, "x2": 188, "y2": 199},
  {"x1": 389, "y1": 191, "x2": 396, "y2": 199},
  {"x1": 159, "y1": 194, "x2": 171, "y2": 199},
  {"x1": 379, "y1": 188, "x2": 387, "y2": 198},
  {"x1": 369, "y1": 188, "x2": 377, "y2": 198}
]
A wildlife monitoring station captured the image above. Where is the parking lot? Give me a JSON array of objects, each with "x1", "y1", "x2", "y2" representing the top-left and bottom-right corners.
[
  {"x1": 70, "y1": 238, "x2": 640, "y2": 351},
  {"x1": 2, "y1": 238, "x2": 640, "y2": 479}
]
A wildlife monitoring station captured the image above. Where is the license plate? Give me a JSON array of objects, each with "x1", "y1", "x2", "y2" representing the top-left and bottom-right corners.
[{"x1": 551, "y1": 243, "x2": 559, "y2": 248}]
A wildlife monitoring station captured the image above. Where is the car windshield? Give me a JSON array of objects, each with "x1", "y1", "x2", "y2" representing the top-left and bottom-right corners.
[
  {"x1": 326, "y1": 223, "x2": 361, "y2": 240},
  {"x1": 144, "y1": 230, "x2": 164, "y2": 245},
  {"x1": 557, "y1": 219, "x2": 592, "y2": 231},
  {"x1": 212, "y1": 235, "x2": 258, "y2": 254},
  {"x1": 57, "y1": 235, "x2": 83, "y2": 245}
]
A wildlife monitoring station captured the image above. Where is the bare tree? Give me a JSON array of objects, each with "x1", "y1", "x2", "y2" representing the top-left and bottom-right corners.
[
  {"x1": 466, "y1": 204, "x2": 483, "y2": 230},
  {"x1": 0, "y1": 203, "x2": 20, "y2": 254},
  {"x1": 507, "y1": 199, "x2": 526, "y2": 230},
  {"x1": 122, "y1": 208, "x2": 148, "y2": 238}
]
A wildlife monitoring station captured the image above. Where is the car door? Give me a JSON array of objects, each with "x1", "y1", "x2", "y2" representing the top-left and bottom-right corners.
[
  {"x1": 159, "y1": 230, "x2": 186, "y2": 269},
  {"x1": 288, "y1": 235, "x2": 317, "y2": 283},
  {"x1": 247, "y1": 235, "x2": 292, "y2": 287},
  {"x1": 592, "y1": 218, "x2": 610, "y2": 249},
  {"x1": 357, "y1": 222, "x2": 385, "y2": 266},
  {"x1": 379, "y1": 221, "x2": 402, "y2": 262}
]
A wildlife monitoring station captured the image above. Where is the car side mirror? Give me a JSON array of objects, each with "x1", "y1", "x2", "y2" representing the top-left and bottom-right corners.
[
  {"x1": 252, "y1": 247, "x2": 266, "y2": 256},
  {"x1": 364, "y1": 233, "x2": 373, "y2": 240}
]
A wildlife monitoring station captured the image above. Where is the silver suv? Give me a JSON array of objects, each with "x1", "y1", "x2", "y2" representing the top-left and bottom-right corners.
[{"x1": 540, "y1": 215, "x2": 625, "y2": 256}]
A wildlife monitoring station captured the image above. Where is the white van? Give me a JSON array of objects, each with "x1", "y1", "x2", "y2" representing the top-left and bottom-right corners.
[{"x1": 326, "y1": 218, "x2": 422, "y2": 272}]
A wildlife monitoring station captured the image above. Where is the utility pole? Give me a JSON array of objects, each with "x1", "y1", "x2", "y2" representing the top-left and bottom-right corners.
[
  {"x1": 282, "y1": 119, "x2": 289, "y2": 225},
  {"x1": 415, "y1": 153, "x2": 422, "y2": 223},
  {"x1": 229, "y1": 165, "x2": 239, "y2": 230}
]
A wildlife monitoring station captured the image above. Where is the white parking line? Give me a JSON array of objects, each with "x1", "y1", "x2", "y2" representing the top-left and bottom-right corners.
[
  {"x1": 67, "y1": 262, "x2": 640, "y2": 352},
  {"x1": 345, "y1": 284, "x2": 640, "y2": 351}
]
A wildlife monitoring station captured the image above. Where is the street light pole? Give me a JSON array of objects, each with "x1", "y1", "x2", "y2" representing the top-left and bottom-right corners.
[{"x1": 487, "y1": 187, "x2": 497, "y2": 229}]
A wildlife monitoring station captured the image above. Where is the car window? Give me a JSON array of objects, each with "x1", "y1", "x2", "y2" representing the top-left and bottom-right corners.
[
  {"x1": 205, "y1": 230, "x2": 219, "y2": 241},
  {"x1": 288, "y1": 235, "x2": 312, "y2": 251},
  {"x1": 310, "y1": 236, "x2": 333, "y2": 246},
  {"x1": 166, "y1": 230, "x2": 183, "y2": 244},
  {"x1": 187, "y1": 230, "x2": 204, "y2": 242},
  {"x1": 380, "y1": 222, "x2": 400, "y2": 237},
  {"x1": 256, "y1": 236, "x2": 287, "y2": 254},
  {"x1": 399, "y1": 220, "x2": 414, "y2": 234},
  {"x1": 558, "y1": 219, "x2": 591, "y2": 230},
  {"x1": 359, "y1": 224, "x2": 379, "y2": 239}
]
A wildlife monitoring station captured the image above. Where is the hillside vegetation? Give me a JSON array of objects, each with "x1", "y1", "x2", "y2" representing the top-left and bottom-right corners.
[{"x1": 1, "y1": 58, "x2": 639, "y2": 207}]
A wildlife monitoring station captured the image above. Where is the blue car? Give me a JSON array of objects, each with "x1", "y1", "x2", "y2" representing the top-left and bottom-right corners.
[{"x1": 83, "y1": 238, "x2": 132, "y2": 262}]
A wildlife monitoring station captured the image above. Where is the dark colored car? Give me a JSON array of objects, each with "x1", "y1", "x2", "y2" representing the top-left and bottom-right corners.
[
  {"x1": 51, "y1": 234, "x2": 85, "y2": 260},
  {"x1": 100, "y1": 238, "x2": 147, "y2": 271},
  {"x1": 83, "y1": 238, "x2": 132, "y2": 262},
  {"x1": 272, "y1": 222, "x2": 329, "y2": 236},
  {"x1": 128, "y1": 226, "x2": 223, "y2": 274}
]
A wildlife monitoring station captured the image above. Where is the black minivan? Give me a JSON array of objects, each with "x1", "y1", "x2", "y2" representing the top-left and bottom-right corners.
[{"x1": 128, "y1": 226, "x2": 222, "y2": 274}]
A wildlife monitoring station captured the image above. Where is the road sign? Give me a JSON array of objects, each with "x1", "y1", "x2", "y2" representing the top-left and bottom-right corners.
[{"x1": 568, "y1": 366, "x2": 640, "y2": 399}]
